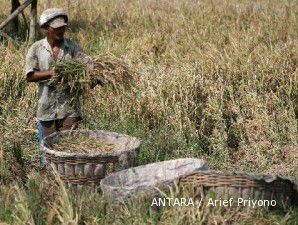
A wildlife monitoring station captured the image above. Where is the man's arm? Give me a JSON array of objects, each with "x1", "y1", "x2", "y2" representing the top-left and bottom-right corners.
[
  {"x1": 25, "y1": 43, "x2": 55, "y2": 82},
  {"x1": 26, "y1": 70, "x2": 54, "y2": 82}
]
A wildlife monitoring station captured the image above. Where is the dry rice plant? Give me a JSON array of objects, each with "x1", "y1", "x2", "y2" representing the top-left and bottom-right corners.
[
  {"x1": 49, "y1": 55, "x2": 137, "y2": 99},
  {"x1": 46, "y1": 172, "x2": 79, "y2": 225},
  {"x1": 92, "y1": 53, "x2": 138, "y2": 91},
  {"x1": 50, "y1": 60, "x2": 88, "y2": 99}
]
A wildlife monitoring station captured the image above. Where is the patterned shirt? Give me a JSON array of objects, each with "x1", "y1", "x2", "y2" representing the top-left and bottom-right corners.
[{"x1": 25, "y1": 38, "x2": 94, "y2": 121}]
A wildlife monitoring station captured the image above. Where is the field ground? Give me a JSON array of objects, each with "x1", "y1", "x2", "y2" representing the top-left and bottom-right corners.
[{"x1": 0, "y1": 0, "x2": 297, "y2": 224}]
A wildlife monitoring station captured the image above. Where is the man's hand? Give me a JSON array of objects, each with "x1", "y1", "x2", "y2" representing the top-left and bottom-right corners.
[
  {"x1": 88, "y1": 69, "x2": 104, "y2": 89},
  {"x1": 89, "y1": 78, "x2": 104, "y2": 89}
]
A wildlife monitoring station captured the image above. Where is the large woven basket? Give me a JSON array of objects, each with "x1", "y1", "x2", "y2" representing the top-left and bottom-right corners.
[
  {"x1": 41, "y1": 129, "x2": 141, "y2": 190},
  {"x1": 101, "y1": 158, "x2": 207, "y2": 203},
  {"x1": 179, "y1": 170, "x2": 298, "y2": 205}
]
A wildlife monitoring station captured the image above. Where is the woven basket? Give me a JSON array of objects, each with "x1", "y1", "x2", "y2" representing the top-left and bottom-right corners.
[
  {"x1": 41, "y1": 129, "x2": 141, "y2": 190},
  {"x1": 100, "y1": 158, "x2": 207, "y2": 203},
  {"x1": 179, "y1": 170, "x2": 298, "y2": 205}
]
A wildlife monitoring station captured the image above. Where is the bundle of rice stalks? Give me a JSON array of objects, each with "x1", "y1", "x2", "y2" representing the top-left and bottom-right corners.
[
  {"x1": 49, "y1": 60, "x2": 89, "y2": 98},
  {"x1": 49, "y1": 54, "x2": 137, "y2": 98},
  {"x1": 91, "y1": 53, "x2": 138, "y2": 91},
  {"x1": 52, "y1": 133, "x2": 116, "y2": 153}
]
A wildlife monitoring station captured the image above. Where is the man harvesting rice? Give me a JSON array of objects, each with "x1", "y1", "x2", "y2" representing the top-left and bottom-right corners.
[{"x1": 25, "y1": 8, "x2": 99, "y2": 164}]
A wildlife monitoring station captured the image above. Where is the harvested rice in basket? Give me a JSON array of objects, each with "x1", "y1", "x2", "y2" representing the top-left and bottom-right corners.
[{"x1": 52, "y1": 133, "x2": 116, "y2": 153}]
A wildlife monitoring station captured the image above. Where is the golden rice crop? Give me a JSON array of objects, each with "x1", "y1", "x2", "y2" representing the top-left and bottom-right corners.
[
  {"x1": 92, "y1": 53, "x2": 138, "y2": 90},
  {"x1": 0, "y1": 0, "x2": 297, "y2": 224}
]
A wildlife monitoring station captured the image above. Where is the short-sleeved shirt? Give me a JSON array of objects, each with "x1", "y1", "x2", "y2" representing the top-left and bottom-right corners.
[{"x1": 25, "y1": 38, "x2": 94, "y2": 121}]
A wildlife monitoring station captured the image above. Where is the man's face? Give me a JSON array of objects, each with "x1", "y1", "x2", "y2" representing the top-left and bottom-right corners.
[{"x1": 45, "y1": 26, "x2": 66, "y2": 41}]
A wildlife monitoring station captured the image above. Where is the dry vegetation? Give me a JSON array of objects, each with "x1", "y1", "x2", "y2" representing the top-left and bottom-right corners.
[
  {"x1": 52, "y1": 134, "x2": 116, "y2": 153},
  {"x1": 50, "y1": 60, "x2": 88, "y2": 98},
  {"x1": 0, "y1": 0, "x2": 297, "y2": 224}
]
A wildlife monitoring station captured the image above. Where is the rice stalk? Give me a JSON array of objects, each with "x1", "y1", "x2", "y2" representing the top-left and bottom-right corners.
[
  {"x1": 50, "y1": 60, "x2": 89, "y2": 99},
  {"x1": 11, "y1": 185, "x2": 35, "y2": 225},
  {"x1": 49, "y1": 54, "x2": 138, "y2": 99},
  {"x1": 46, "y1": 172, "x2": 78, "y2": 225},
  {"x1": 91, "y1": 53, "x2": 138, "y2": 92}
]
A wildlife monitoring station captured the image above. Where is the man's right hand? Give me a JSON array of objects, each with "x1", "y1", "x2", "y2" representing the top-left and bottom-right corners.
[{"x1": 26, "y1": 70, "x2": 55, "y2": 82}]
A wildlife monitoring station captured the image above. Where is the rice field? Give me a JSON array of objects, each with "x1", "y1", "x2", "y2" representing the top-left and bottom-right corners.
[{"x1": 0, "y1": 0, "x2": 297, "y2": 224}]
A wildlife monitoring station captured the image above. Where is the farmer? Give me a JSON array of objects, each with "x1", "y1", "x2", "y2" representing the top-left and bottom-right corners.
[{"x1": 25, "y1": 8, "x2": 99, "y2": 165}]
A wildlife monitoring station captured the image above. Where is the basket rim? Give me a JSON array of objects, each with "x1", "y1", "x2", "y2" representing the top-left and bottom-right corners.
[
  {"x1": 40, "y1": 129, "x2": 141, "y2": 159},
  {"x1": 179, "y1": 170, "x2": 296, "y2": 186}
]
